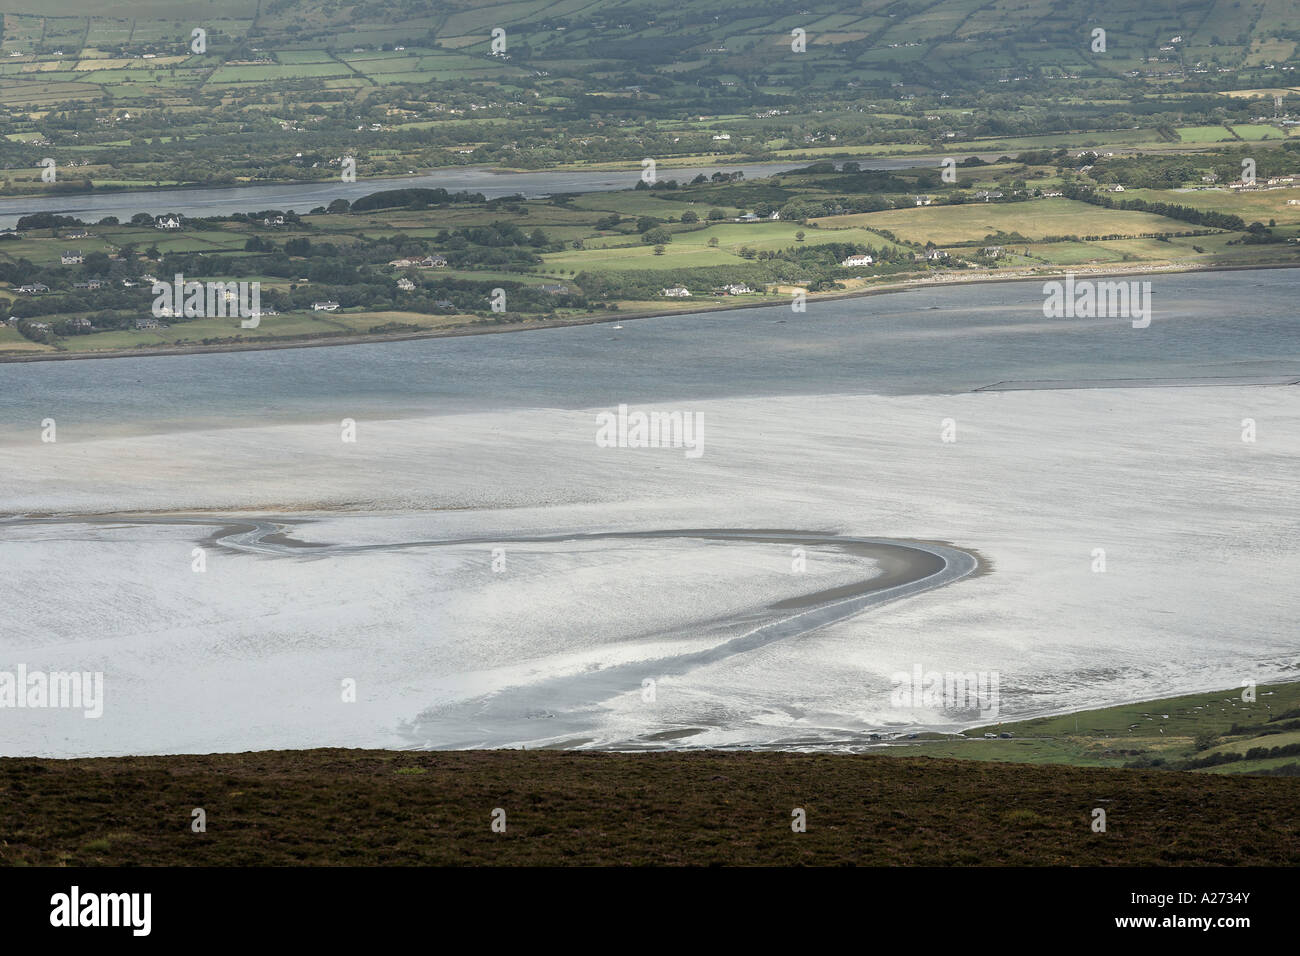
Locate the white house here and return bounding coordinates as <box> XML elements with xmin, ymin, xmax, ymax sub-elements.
<box><xmin>313</xmin><ymin>301</ymin><xmax>340</xmax><ymax>311</ymax></box>
<box><xmin>662</xmin><ymin>286</ymin><xmax>691</xmax><ymax>297</ymax></box>
<box><xmin>154</xmin><ymin>216</ymin><xmax>182</xmax><ymax>230</ymax></box>
<box><xmin>841</xmin><ymin>254</ymin><xmax>874</xmax><ymax>267</ymax></box>
<box><xmin>61</xmin><ymin>250</ymin><xmax>84</xmax><ymax>265</ymax></box>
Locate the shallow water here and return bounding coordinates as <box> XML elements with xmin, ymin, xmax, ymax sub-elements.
<box><xmin>1</xmin><ymin>268</ymin><xmax>1297</xmax><ymax>439</ymax></box>
<box><xmin>1</xmin><ymin>269</ymin><xmax>1297</xmax><ymax>756</ymax></box>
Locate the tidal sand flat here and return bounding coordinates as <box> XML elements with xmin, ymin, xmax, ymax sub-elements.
<box><xmin>2</xmin><ymin>383</ymin><xmax>1295</xmax><ymax>756</ymax></box>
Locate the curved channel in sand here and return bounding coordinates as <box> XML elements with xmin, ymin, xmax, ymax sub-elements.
<box><xmin>208</xmin><ymin>522</ymin><xmax>981</xmax><ymax>748</ymax></box>
<box><xmin>2</xmin><ymin>516</ymin><xmax>980</xmax><ymax>748</ymax></box>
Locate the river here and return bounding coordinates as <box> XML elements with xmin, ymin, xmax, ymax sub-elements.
<box><xmin>0</xmin><ymin>152</ymin><xmax>980</xmax><ymax>228</ymax></box>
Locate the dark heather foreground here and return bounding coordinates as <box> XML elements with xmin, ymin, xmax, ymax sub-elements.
<box><xmin>2</xmin><ymin>750</ymin><xmax>1297</xmax><ymax>866</ymax></box>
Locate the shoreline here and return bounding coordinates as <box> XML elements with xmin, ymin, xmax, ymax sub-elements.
<box><xmin>0</xmin><ymin>149</ymin><xmax>1018</xmax><ymax>203</ymax></box>
<box><xmin>0</xmin><ymin>135</ymin><xmax>1226</xmax><ymax>202</ymax></box>
<box><xmin>1</xmin><ymin>676</ymin><xmax>1292</xmax><ymax>762</ymax></box>
<box><xmin>2</xmin><ymin>260</ymin><xmax>1296</xmax><ymax>366</ymax></box>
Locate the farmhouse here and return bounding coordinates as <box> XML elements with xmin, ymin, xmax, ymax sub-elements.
<box><xmin>396</xmin><ymin>277</ymin><xmax>416</xmax><ymax>291</ymax></box>
<box><xmin>61</xmin><ymin>251</ymin><xmax>84</xmax><ymax>265</ymax></box>
<box><xmin>16</xmin><ymin>283</ymin><xmax>50</xmax><ymax>294</ymax></box>
<box><xmin>420</xmin><ymin>255</ymin><xmax>448</xmax><ymax>268</ymax></box>
<box><xmin>540</xmin><ymin>284</ymin><xmax>570</xmax><ymax>294</ymax></box>
<box><xmin>841</xmin><ymin>254</ymin><xmax>874</xmax><ymax>267</ymax></box>
<box><xmin>313</xmin><ymin>301</ymin><xmax>340</xmax><ymax>312</ymax></box>
<box><xmin>154</xmin><ymin>216</ymin><xmax>182</xmax><ymax>231</ymax></box>
<box><xmin>914</xmin><ymin>195</ymin><xmax>932</xmax><ymax>206</ymax></box>
<box><xmin>134</xmin><ymin>317</ymin><xmax>168</xmax><ymax>330</ymax></box>
<box><xmin>662</xmin><ymin>286</ymin><xmax>691</xmax><ymax>297</ymax></box>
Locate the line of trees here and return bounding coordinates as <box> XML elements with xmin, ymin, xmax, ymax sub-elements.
<box><xmin>1062</xmin><ymin>183</ymin><xmax>1247</xmax><ymax>231</ymax></box>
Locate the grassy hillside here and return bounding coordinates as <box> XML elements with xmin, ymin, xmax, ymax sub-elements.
<box><xmin>3</xmin><ymin>747</ymin><xmax>1298</xmax><ymax>866</ymax></box>
<box><xmin>2</xmin><ymin>0</ymin><xmax>1293</xmax><ymax>87</ymax></box>
<box><xmin>5</xmin><ymin>683</ymin><xmax>1300</xmax><ymax>866</ymax></box>
<box><xmin>0</xmin><ymin>0</ymin><xmax>1298</xmax><ymax>188</ymax></box>
<box><xmin>893</xmin><ymin>681</ymin><xmax>1300</xmax><ymax>774</ymax></box>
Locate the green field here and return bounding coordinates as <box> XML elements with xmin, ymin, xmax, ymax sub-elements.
<box><xmin>893</xmin><ymin>680</ymin><xmax>1300</xmax><ymax>775</ymax></box>
<box><xmin>544</xmin><ymin>221</ymin><xmax>896</xmax><ymax>273</ymax></box>
<box><xmin>0</xmin><ymin>0</ymin><xmax>1293</xmax><ymax>193</ymax></box>
<box><xmin>1177</xmin><ymin>125</ymin><xmax>1238</xmax><ymax>143</ymax></box>
<box><xmin>2</xmin><ymin>158</ymin><xmax>1298</xmax><ymax>358</ymax></box>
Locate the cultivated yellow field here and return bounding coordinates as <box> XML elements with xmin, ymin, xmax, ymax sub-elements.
<box><xmin>0</xmin><ymin>326</ymin><xmax>53</xmax><ymax>352</ymax></box>
<box><xmin>811</xmin><ymin>198</ymin><xmax>1198</xmax><ymax>244</ymax></box>
<box><xmin>1127</xmin><ymin>186</ymin><xmax>1300</xmax><ymax>225</ymax></box>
